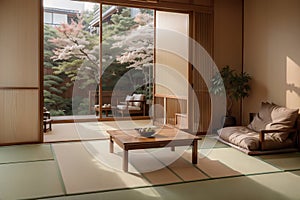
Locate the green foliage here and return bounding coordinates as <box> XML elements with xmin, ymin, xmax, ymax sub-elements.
<box><xmin>210</xmin><ymin>66</ymin><xmax>252</xmax><ymax>115</ymax></box>
<box><xmin>44</xmin><ymin>24</ymin><xmax>73</xmax><ymax>114</ymax></box>
<box><xmin>44</xmin><ymin>75</ymin><xmax>63</xmax><ymax>82</ymax></box>
<box><xmin>139</xmin><ymin>9</ymin><xmax>154</xmax><ymax>15</ymax></box>
<box><xmin>112</xmin><ymin>11</ymin><xmax>154</xmax><ymax>100</ymax></box>
<box><xmin>81</xmin><ymin>6</ymin><xmax>99</xmax><ymax>31</ymax></box>
<box><xmin>77</xmin><ymin>98</ymin><xmax>90</xmax><ymax>115</ymax></box>
<box><xmin>49</xmin><ymin>109</ymin><xmax>66</xmax><ymax>116</ymax></box>
<box><xmin>53</xmin><ymin>60</ymin><xmax>84</xmax><ymax>82</ymax></box>
<box><xmin>44</xmin><ymin>6</ymin><xmax>154</xmax><ymax>116</ymax></box>
<box><xmin>135</xmin><ymin>84</ymin><xmax>153</xmax><ymax>100</ymax></box>
<box><xmin>44</xmin><ymin>25</ymin><xmax>60</xmax><ymax>69</ymax></box>
<box><xmin>50</xmin><ymin>15</ymin><xmax>100</xmax><ymax>91</ymax></box>
<box><xmin>102</xmin><ymin>8</ymin><xmax>137</xmax><ymax>39</ymax></box>
<box><xmin>102</xmin><ymin>5</ymin><xmax>111</xmax><ymax>13</ymax></box>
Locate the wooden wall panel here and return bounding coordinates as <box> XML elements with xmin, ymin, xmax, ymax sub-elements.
<box><xmin>0</xmin><ymin>0</ymin><xmax>39</xmax><ymax>87</ymax></box>
<box><xmin>0</xmin><ymin>90</ymin><xmax>39</xmax><ymax>144</ymax></box>
<box><xmin>189</xmin><ymin>12</ymin><xmax>213</xmax><ymax>133</ymax></box>
<box><xmin>166</xmin><ymin>97</ymin><xmax>187</xmax><ymax>125</ymax></box>
<box><xmin>154</xmin><ymin>95</ymin><xmax>187</xmax><ymax>126</ymax></box>
<box><xmin>0</xmin><ymin>0</ymin><xmax>41</xmax><ymax>145</ymax></box>
<box><xmin>160</xmin><ymin>0</ymin><xmax>213</xmax><ymax>7</ymax></box>
<box><xmin>85</xmin><ymin>0</ymin><xmax>213</xmax><ymax>12</ymax></box>
<box><xmin>154</xmin><ymin>96</ymin><xmax>164</xmax><ymax>125</ymax></box>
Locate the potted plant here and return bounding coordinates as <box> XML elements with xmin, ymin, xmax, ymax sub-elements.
<box><xmin>210</xmin><ymin>65</ymin><xmax>252</xmax><ymax>126</ymax></box>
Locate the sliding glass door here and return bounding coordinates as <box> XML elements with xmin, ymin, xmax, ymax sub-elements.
<box><xmin>100</xmin><ymin>5</ymin><xmax>154</xmax><ymax>119</ymax></box>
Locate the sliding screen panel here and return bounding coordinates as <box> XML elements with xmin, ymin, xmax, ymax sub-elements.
<box><xmin>0</xmin><ymin>0</ymin><xmax>39</xmax><ymax>87</ymax></box>
<box><xmin>155</xmin><ymin>11</ymin><xmax>189</xmax><ymax>98</ymax></box>
<box><xmin>155</xmin><ymin>11</ymin><xmax>189</xmax><ymax>126</ymax></box>
<box><xmin>0</xmin><ymin>90</ymin><xmax>39</xmax><ymax>143</ymax></box>
<box><xmin>0</xmin><ymin>0</ymin><xmax>41</xmax><ymax>145</ymax></box>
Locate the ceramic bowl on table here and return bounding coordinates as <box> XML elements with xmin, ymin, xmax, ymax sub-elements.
<box><xmin>135</xmin><ymin>127</ymin><xmax>156</xmax><ymax>138</ymax></box>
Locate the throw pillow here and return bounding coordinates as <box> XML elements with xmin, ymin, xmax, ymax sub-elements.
<box><xmin>247</xmin><ymin>102</ymin><xmax>275</xmax><ymax>132</ymax></box>
<box><xmin>266</xmin><ymin>104</ymin><xmax>299</xmax><ymax>141</ymax></box>
<box><xmin>125</xmin><ymin>95</ymin><xmax>134</xmax><ymax>106</ymax></box>
<box><xmin>132</xmin><ymin>94</ymin><xmax>144</xmax><ymax>107</ymax></box>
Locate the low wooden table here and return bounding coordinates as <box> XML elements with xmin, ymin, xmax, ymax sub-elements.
<box><xmin>107</xmin><ymin>127</ymin><xmax>201</xmax><ymax>172</ymax></box>
<box><xmin>95</xmin><ymin>106</ymin><xmax>115</xmax><ymax>117</ymax></box>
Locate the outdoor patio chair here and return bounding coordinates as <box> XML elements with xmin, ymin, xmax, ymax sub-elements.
<box><xmin>116</xmin><ymin>94</ymin><xmax>146</xmax><ymax>117</ymax></box>
<box><xmin>43</xmin><ymin>107</ymin><xmax>52</xmax><ymax>133</ymax></box>
<box><xmin>217</xmin><ymin>102</ymin><xmax>300</xmax><ymax>155</ymax></box>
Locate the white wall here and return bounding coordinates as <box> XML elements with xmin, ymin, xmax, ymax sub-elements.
<box><xmin>214</xmin><ymin>0</ymin><xmax>243</xmax><ymax>123</ymax></box>
<box><xmin>243</xmin><ymin>0</ymin><xmax>300</xmax><ymax>124</ymax></box>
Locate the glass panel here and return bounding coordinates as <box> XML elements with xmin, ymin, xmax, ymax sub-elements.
<box><xmin>53</xmin><ymin>13</ymin><xmax>68</xmax><ymax>24</ymax></box>
<box><xmin>101</xmin><ymin>5</ymin><xmax>154</xmax><ymax>118</ymax></box>
<box><xmin>43</xmin><ymin>0</ymin><xmax>100</xmax><ymax>118</ymax></box>
<box><xmin>44</xmin><ymin>12</ymin><xmax>52</xmax><ymax>24</ymax></box>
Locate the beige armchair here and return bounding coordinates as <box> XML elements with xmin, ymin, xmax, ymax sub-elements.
<box><xmin>218</xmin><ymin>102</ymin><xmax>299</xmax><ymax>155</ymax></box>
<box><xmin>116</xmin><ymin>94</ymin><xmax>146</xmax><ymax>117</ymax></box>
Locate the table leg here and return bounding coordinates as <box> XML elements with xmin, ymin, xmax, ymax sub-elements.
<box><xmin>171</xmin><ymin>146</ymin><xmax>175</xmax><ymax>151</ymax></box>
<box><xmin>192</xmin><ymin>140</ymin><xmax>198</xmax><ymax>164</ymax></box>
<box><xmin>110</xmin><ymin>136</ymin><xmax>114</xmax><ymax>153</ymax></box>
<box><xmin>123</xmin><ymin>150</ymin><xmax>128</xmax><ymax>172</ymax></box>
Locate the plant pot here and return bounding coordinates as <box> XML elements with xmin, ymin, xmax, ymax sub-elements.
<box><xmin>223</xmin><ymin>115</ymin><xmax>236</xmax><ymax>127</ymax></box>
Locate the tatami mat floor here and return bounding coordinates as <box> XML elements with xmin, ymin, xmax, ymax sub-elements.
<box><xmin>1</xmin><ymin>121</ymin><xmax>300</xmax><ymax>199</ymax></box>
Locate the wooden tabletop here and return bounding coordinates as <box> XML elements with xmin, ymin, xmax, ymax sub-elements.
<box><xmin>107</xmin><ymin>127</ymin><xmax>201</xmax><ymax>171</ymax></box>
<box><xmin>107</xmin><ymin>127</ymin><xmax>200</xmax><ymax>145</ymax></box>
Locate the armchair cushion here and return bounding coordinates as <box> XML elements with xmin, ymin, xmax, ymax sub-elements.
<box><xmin>218</xmin><ymin>126</ymin><xmax>259</xmax><ymax>150</ymax></box>
<box><xmin>115</xmin><ymin>93</ymin><xmax>146</xmax><ymax>117</ymax></box>
<box><xmin>117</xmin><ymin>105</ymin><xmax>141</xmax><ymax>111</ymax></box>
<box><xmin>218</xmin><ymin>126</ymin><xmax>295</xmax><ymax>151</ymax></box>
<box><xmin>132</xmin><ymin>94</ymin><xmax>145</xmax><ymax>107</ymax></box>
<box><xmin>125</xmin><ymin>95</ymin><xmax>134</xmax><ymax>106</ymax></box>
<box><xmin>247</xmin><ymin>102</ymin><xmax>274</xmax><ymax>132</ymax></box>
<box><xmin>218</xmin><ymin>102</ymin><xmax>299</xmax><ymax>153</ymax></box>
<box><xmin>248</xmin><ymin>102</ymin><xmax>299</xmax><ymax>141</ymax></box>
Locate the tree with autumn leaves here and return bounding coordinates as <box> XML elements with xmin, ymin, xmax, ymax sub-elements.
<box><xmin>46</xmin><ymin>12</ymin><xmax>100</xmax><ymax>115</ymax></box>
<box><xmin>46</xmin><ymin>7</ymin><xmax>154</xmax><ymax>115</ymax></box>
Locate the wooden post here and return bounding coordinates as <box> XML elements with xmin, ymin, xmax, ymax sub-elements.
<box><xmin>110</xmin><ymin>136</ymin><xmax>114</xmax><ymax>153</ymax></box>
<box><xmin>192</xmin><ymin>140</ymin><xmax>198</xmax><ymax>164</ymax></box>
<box><xmin>171</xmin><ymin>146</ymin><xmax>175</xmax><ymax>151</ymax></box>
<box><xmin>123</xmin><ymin>150</ymin><xmax>128</xmax><ymax>172</ymax></box>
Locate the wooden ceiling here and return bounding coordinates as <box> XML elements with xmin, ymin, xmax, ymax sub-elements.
<box><xmin>76</xmin><ymin>0</ymin><xmax>213</xmax><ymax>13</ymax></box>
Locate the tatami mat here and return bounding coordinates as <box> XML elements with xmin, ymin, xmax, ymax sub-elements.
<box><xmin>48</xmin><ymin>171</ymin><xmax>300</xmax><ymax>200</ymax></box>
<box><xmin>44</xmin><ymin>120</ymin><xmax>153</xmax><ymax>142</ymax></box>
<box><xmin>0</xmin><ymin>160</ymin><xmax>65</xmax><ymax>199</ymax></box>
<box><xmin>183</xmin><ymin>148</ymin><xmax>281</xmax><ymax>178</ymax></box>
<box><xmin>147</xmin><ymin>148</ymin><xmax>209</xmax><ymax>181</ymax></box>
<box><xmin>166</xmin><ymin>157</ymin><xmax>209</xmax><ymax>181</ymax></box>
<box><xmin>142</xmin><ymin>168</ymin><xmax>183</xmax><ymax>185</ymax></box>
<box><xmin>257</xmin><ymin>152</ymin><xmax>300</xmax><ymax>171</ymax></box>
<box><xmin>87</xmin><ymin>140</ymin><xmax>207</xmax><ymax>183</ymax></box>
<box><xmin>44</xmin><ymin>123</ymin><xmax>110</xmax><ymax>142</ymax></box>
<box><xmin>2</xmin><ymin>119</ymin><xmax>300</xmax><ymax>200</ymax></box>
<box><xmin>52</xmin><ymin>139</ymin><xmax>284</xmax><ymax>195</ymax></box>
<box><xmin>184</xmin><ymin>152</ymin><xmax>241</xmax><ymax>178</ymax></box>
<box><xmin>291</xmin><ymin>170</ymin><xmax>300</xmax><ymax>176</ymax></box>
<box><xmin>198</xmin><ymin>136</ymin><xmax>229</xmax><ymax>149</ymax></box>
<box><xmin>52</xmin><ymin>142</ymin><xmax>150</xmax><ymax>194</ymax></box>
<box><xmin>248</xmin><ymin>171</ymin><xmax>300</xmax><ymax>199</ymax></box>
<box><xmin>0</xmin><ymin>144</ymin><xmax>53</xmax><ymax>164</ymax></box>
